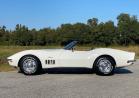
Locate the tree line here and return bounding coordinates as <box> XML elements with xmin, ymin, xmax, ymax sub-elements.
<box><xmin>0</xmin><ymin>13</ymin><xmax>139</xmax><ymax>46</ymax></box>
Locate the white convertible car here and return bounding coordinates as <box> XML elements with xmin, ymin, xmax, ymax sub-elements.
<box><xmin>8</xmin><ymin>41</ymin><xmax>135</xmax><ymax>75</ymax></box>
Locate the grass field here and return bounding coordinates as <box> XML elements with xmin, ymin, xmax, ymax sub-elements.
<box><xmin>0</xmin><ymin>45</ymin><xmax>139</xmax><ymax>72</ymax></box>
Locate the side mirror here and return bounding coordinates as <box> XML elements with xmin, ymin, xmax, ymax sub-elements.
<box><xmin>72</xmin><ymin>48</ymin><xmax>75</xmax><ymax>52</ymax></box>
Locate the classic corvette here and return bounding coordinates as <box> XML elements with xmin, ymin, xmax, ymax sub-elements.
<box><xmin>7</xmin><ymin>41</ymin><xmax>135</xmax><ymax>75</ymax></box>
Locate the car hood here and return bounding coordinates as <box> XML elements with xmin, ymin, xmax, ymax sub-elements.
<box><xmin>7</xmin><ymin>49</ymin><xmax>64</xmax><ymax>59</ymax></box>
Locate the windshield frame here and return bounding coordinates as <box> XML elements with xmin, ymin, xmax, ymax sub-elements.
<box><xmin>64</xmin><ymin>41</ymin><xmax>78</xmax><ymax>50</ymax></box>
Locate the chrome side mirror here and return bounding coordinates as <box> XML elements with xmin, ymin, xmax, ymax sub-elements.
<box><xmin>72</xmin><ymin>48</ymin><xmax>75</xmax><ymax>52</ymax></box>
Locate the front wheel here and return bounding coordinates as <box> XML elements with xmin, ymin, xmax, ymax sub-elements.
<box><xmin>19</xmin><ymin>55</ymin><xmax>42</xmax><ymax>75</ymax></box>
<box><xmin>94</xmin><ymin>57</ymin><xmax>115</xmax><ymax>75</ymax></box>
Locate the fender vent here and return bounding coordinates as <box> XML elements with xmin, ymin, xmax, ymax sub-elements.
<box><xmin>46</xmin><ymin>60</ymin><xmax>55</xmax><ymax>65</ymax></box>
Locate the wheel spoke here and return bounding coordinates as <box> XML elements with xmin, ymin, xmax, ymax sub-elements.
<box><xmin>22</xmin><ymin>57</ymin><xmax>37</xmax><ymax>74</ymax></box>
<box><xmin>98</xmin><ymin>58</ymin><xmax>113</xmax><ymax>74</ymax></box>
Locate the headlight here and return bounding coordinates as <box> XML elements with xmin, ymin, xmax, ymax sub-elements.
<box><xmin>7</xmin><ymin>59</ymin><xmax>13</xmax><ymax>62</ymax></box>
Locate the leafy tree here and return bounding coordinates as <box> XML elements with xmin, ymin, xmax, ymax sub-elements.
<box><xmin>0</xmin><ymin>13</ymin><xmax>139</xmax><ymax>46</ymax></box>
<box><xmin>12</xmin><ymin>24</ymin><xmax>33</xmax><ymax>46</ymax></box>
<box><xmin>117</xmin><ymin>13</ymin><xmax>139</xmax><ymax>45</ymax></box>
<box><xmin>87</xmin><ymin>18</ymin><xmax>98</xmax><ymax>27</ymax></box>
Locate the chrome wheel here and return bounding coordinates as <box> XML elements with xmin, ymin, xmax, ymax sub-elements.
<box><xmin>97</xmin><ymin>58</ymin><xmax>113</xmax><ymax>74</ymax></box>
<box><xmin>22</xmin><ymin>57</ymin><xmax>37</xmax><ymax>74</ymax></box>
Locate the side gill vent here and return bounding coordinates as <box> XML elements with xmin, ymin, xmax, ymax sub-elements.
<box><xmin>46</xmin><ymin>60</ymin><xmax>55</xmax><ymax>65</ymax></box>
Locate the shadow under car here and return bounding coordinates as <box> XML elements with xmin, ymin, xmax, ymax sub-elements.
<box><xmin>39</xmin><ymin>67</ymin><xmax>133</xmax><ymax>75</ymax></box>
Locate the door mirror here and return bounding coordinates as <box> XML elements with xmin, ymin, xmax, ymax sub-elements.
<box><xmin>71</xmin><ymin>48</ymin><xmax>75</xmax><ymax>52</ymax></box>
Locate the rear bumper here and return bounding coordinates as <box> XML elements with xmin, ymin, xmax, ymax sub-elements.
<box><xmin>122</xmin><ymin>59</ymin><xmax>136</xmax><ymax>67</ymax></box>
<box><xmin>127</xmin><ymin>60</ymin><xmax>136</xmax><ymax>63</ymax></box>
<box><xmin>117</xmin><ymin>59</ymin><xmax>136</xmax><ymax>68</ymax></box>
<box><xmin>127</xmin><ymin>60</ymin><xmax>136</xmax><ymax>65</ymax></box>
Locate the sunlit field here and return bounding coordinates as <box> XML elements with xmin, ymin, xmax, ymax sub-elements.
<box><xmin>0</xmin><ymin>45</ymin><xmax>138</xmax><ymax>72</ymax></box>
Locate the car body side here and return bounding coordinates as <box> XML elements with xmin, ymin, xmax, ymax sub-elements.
<box><xmin>7</xmin><ymin>48</ymin><xmax>135</xmax><ymax>69</ymax></box>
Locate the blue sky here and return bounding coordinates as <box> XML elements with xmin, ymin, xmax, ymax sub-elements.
<box><xmin>0</xmin><ymin>0</ymin><xmax>139</xmax><ymax>29</ymax></box>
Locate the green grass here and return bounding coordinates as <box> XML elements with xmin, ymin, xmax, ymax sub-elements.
<box><xmin>0</xmin><ymin>45</ymin><xmax>138</xmax><ymax>72</ymax></box>
<box><xmin>0</xmin><ymin>64</ymin><xmax>15</xmax><ymax>72</ymax></box>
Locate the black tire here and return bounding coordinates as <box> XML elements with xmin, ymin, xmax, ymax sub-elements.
<box><xmin>94</xmin><ymin>56</ymin><xmax>115</xmax><ymax>76</ymax></box>
<box><xmin>19</xmin><ymin>55</ymin><xmax>42</xmax><ymax>75</ymax></box>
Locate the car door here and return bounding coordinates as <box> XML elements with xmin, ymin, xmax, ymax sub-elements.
<box><xmin>41</xmin><ymin>50</ymin><xmax>62</xmax><ymax>68</ymax></box>
<box><xmin>59</xmin><ymin>50</ymin><xmax>91</xmax><ymax>67</ymax></box>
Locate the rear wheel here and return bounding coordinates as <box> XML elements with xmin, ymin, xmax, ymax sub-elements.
<box><xmin>19</xmin><ymin>55</ymin><xmax>42</xmax><ymax>75</ymax></box>
<box><xmin>94</xmin><ymin>56</ymin><xmax>115</xmax><ymax>75</ymax></box>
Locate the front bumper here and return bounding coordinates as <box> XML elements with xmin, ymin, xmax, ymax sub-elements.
<box><xmin>7</xmin><ymin>58</ymin><xmax>18</xmax><ymax>67</ymax></box>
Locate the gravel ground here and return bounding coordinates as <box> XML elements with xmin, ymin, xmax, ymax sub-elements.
<box><xmin>0</xmin><ymin>61</ymin><xmax>139</xmax><ymax>98</ymax></box>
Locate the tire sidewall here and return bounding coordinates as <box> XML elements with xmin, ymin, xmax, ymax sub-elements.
<box><xmin>19</xmin><ymin>55</ymin><xmax>40</xmax><ymax>75</ymax></box>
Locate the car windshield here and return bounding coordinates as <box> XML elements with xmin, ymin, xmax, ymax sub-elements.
<box><xmin>64</xmin><ymin>41</ymin><xmax>78</xmax><ymax>50</ymax></box>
